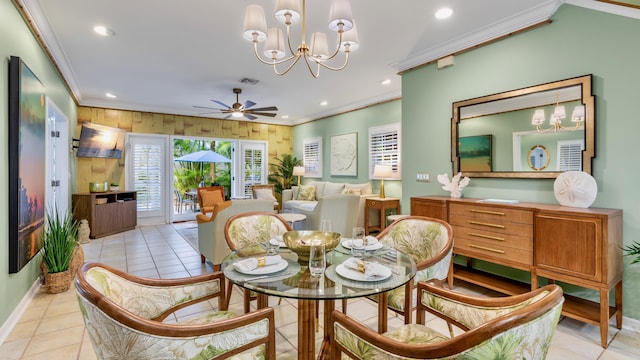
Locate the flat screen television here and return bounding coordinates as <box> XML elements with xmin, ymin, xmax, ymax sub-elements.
<box><xmin>75</xmin><ymin>122</ymin><xmax>125</xmax><ymax>158</ymax></box>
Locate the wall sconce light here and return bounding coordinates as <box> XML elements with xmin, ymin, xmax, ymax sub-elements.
<box><xmin>373</xmin><ymin>164</ymin><xmax>392</xmax><ymax>199</ymax></box>
<box><xmin>293</xmin><ymin>166</ymin><xmax>305</xmax><ymax>185</ymax></box>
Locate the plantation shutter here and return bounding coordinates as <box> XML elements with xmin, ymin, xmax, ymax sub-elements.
<box><xmin>368</xmin><ymin>123</ymin><xmax>401</xmax><ymax>180</ymax></box>
<box><xmin>133</xmin><ymin>143</ymin><xmax>163</xmax><ymax>214</ymax></box>
<box><xmin>558</xmin><ymin>140</ymin><xmax>583</xmax><ymax>172</ymax></box>
<box><xmin>303</xmin><ymin>137</ymin><xmax>322</xmax><ymax>178</ymax></box>
<box><xmin>239</xmin><ymin>141</ymin><xmax>267</xmax><ymax>198</ymax></box>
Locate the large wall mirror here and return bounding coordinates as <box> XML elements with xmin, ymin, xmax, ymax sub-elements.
<box><xmin>451</xmin><ymin>74</ymin><xmax>595</xmax><ymax>178</ymax></box>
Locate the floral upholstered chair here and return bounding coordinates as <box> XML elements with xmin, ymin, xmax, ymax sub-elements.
<box><xmin>76</xmin><ymin>262</ymin><xmax>276</xmax><ymax>360</ymax></box>
<box><xmin>331</xmin><ymin>282</ymin><xmax>564</xmax><ymax>360</ymax></box>
<box><xmin>224</xmin><ymin>212</ymin><xmax>293</xmax><ymax>312</ymax></box>
<box><xmin>375</xmin><ymin>216</ymin><xmax>454</xmax><ymax>328</ymax></box>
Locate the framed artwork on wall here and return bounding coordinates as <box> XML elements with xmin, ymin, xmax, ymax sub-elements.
<box><xmin>459</xmin><ymin>135</ymin><xmax>492</xmax><ymax>172</ymax></box>
<box><xmin>330</xmin><ymin>132</ymin><xmax>358</xmax><ymax>176</ymax></box>
<box><xmin>8</xmin><ymin>56</ymin><xmax>47</xmax><ymax>273</ymax></box>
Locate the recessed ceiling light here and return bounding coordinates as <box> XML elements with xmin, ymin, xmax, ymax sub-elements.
<box><xmin>94</xmin><ymin>25</ymin><xmax>115</xmax><ymax>36</ymax></box>
<box><xmin>320</xmin><ymin>101</ymin><xmax>328</xmax><ymax>106</ymax></box>
<box><xmin>380</xmin><ymin>79</ymin><xmax>391</xmax><ymax>85</ymax></box>
<box><xmin>106</xmin><ymin>92</ymin><xmax>117</xmax><ymax>98</ymax></box>
<box><xmin>435</xmin><ymin>8</ymin><xmax>453</xmax><ymax>20</ymax></box>
<box><xmin>281</xmin><ymin>115</ymin><xmax>289</xmax><ymax>119</ymax></box>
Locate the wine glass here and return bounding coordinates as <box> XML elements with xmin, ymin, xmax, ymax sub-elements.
<box><xmin>320</xmin><ymin>219</ymin><xmax>332</xmax><ymax>232</ymax></box>
<box><xmin>351</xmin><ymin>226</ymin><xmax>365</xmax><ymax>259</ymax></box>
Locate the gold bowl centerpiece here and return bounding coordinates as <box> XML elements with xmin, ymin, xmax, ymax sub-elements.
<box><xmin>283</xmin><ymin>230</ymin><xmax>341</xmax><ymax>262</ymax></box>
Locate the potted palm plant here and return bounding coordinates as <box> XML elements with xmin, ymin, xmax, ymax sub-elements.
<box><xmin>624</xmin><ymin>241</ymin><xmax>640</xmax><ymax>264</ymax></box>
<box><xmin>268</xmin><ymin>154</ymin><xmax>303</xmax><ymax>196</ymax></box>
<box><xmin>41</xmin><ymin>207</ymin><xmax>81</xmax><ymax>293</ymax></box>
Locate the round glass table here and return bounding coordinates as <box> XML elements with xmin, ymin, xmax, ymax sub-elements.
<box><xmin>222</xmin><ymin>243</ymin><xmax>417</xmax><ymax>360</ymax></box>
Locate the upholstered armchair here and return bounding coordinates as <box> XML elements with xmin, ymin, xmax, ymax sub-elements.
<box><xmin>331</xmin><ymin>282</ymin><xmax>564</xmax><ymax>359</ymax></box>
<box><xmin>374</xmin><ymin>216</ymin><xmax>454</xmax><ymax>328</ymax></box>
<box><xmin>75</xmin><ymin>262</ymin><xmax>276</xmax><ymax>360</ymax></box>
<box><xmin>196</xmin><ymin>199</ymin><xmax>274</xmax><ymax>266</ymax></box>
<box><xmin>224</xmin><ymin>212</ymin><xmax>292</xmax><ymax>312</ymax></box>
<box><xmin>252</xmin><ymin>184</ymin><xmax>280</xmax><ymax>212</ymax></box>
<box><xmin>293</xmin><ymin>194</ymin><xmax>360</xmax><ymax>236</ymax></box>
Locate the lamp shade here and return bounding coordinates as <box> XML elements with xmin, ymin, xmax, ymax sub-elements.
<box><xmin>243</xmin><ymin>5</ymin><xmax>267</xmax><ymax>41</ymax></box>
<box><xmin>531</xmin><ymin>109</ymin><xmax>545</xmax><ymax>125</ymax></box>
<box><xmin>373</xmin><ymin>164</ymin><xmax>392</xmax><ymax>178</ymax></box>
<box><xmin>310</xmin><ymin>32</ymin><xmax>330</xmax><ymax>61</ymax></box>
<box><xmin>275</xmin><ymin>0</ymin><xmax>301</xmax><ymax>24</ymax></box>
<box><xmin>550</xmin><ymin>105</ymin><xmax>566</xmax><ymax>125</ymax></box>
<box><xmin>328</xmin><ymin>0</ymin><xmax>354</xmax><ymax>32</ymax></box>
<box><xmin>293</xmin><ymin>166</ymin><xmax>306</xmax><ymax>176</ymax></box>
<box><xmin>339</xmin><ymin>20</ymin><xmax>359</xmax><ymax>52</ymax></box>
<box><xmin>264</xmin><ymin>28</ymin><xmax>285</xmax><ymax>59</ymax></box>
<box><xmin>571</xmin><ymin>105</ymin><xmax>585</xmax><ymax>123</ymax></box>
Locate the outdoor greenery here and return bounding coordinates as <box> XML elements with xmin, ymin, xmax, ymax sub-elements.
<box><xmin>268</xmin><ymin>154</ymin><xmax>303</xmax><ymax>195</ymax></box>
<box><xmin>41</xmin><ymin>207</ymin><xmax>79</xmax><ymax>274</ymax></box>
<box><xmin>173</xmin><ymin>139</ymin><xmax>231</xmax><ymax>198</ymax></box>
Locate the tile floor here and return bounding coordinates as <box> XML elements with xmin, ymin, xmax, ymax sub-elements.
<box><xmin>1</xmin><ymin>223</ymin><xmax>639</xmax><ymax>359</ymax></box>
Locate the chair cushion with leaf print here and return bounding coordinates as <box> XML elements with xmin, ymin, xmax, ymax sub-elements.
<box><xmin>76</xmin><ymin>262</ymin><xmax>276</xmax><ymax>360</ymax></box>
<box><xmin>331</xmin><ymin>283</ymin><xmax>564</xmax><ymax>360</ymax></box>
<box><xmin>377</xmin><ymin>216</ymin><xmax>454</xmax><ymax>315</ymax></box>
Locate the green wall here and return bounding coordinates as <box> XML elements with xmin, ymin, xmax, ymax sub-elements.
<box><xmin>0</xmin><ymin>1</ymin><xmax>77</xmax><ymax>328</ymax></box>
<box><xmin>292</xmin><ymin>100</ymin><xmax>402</xmax><ymax>199</ymax></box>
<box><xmin>401</xmin><ymin>5</ymin><xmax>640</xmax><ymax>319</ymax></box>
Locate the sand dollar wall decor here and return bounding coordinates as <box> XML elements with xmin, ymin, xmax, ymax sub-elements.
<box><xmin>553</xmin><ymin>171</ymin><xmax>597</xmax><ymax>208</ymax></box>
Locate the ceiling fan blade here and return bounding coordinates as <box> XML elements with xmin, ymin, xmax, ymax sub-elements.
<box><xmin>211</xmin><ymin>100</ymin><xmax>231</xmax><ymax>109</ymax></box>
<box><xmin>248</xmin><ymin>111</ymin><xmax>277</xmax><ymax>117</ymax></box>
<box><xmin>193</xmin><ymin>105</ymin><xmax>224</xmax><ymax>111</ymax></box>
<box><xmin>248</xmin><ymin>106</ymin><xmax>278</xmax><ymax>112</ymax></box>
<box><xmin>243</xmin><ymin>100</ymin><xmax>257</xmax><ymax>109</ymax></box>
<box><xmin>244</xmin><ymin>113</ymin><xmax>258</xmax><ymax>121</ymax></box>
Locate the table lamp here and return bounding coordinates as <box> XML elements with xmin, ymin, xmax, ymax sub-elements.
<box><xmin>373</xmin><ymin>164</ymin><xmax>392</xmax><ymax>198</ymax></box>
<box><xmin>293</xmin><ymin>166</ymin><xmax>305</xmax><ymax>186</ymax></box>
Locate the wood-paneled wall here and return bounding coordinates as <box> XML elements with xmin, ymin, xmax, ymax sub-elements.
<box><xmin>76</xmin><ymin>107</ymin><xmax>292</xmax><ymax>193</ymax></box>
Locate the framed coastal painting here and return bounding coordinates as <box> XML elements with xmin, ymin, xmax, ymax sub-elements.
<box><xmin>459</xmin><ymin>135</ymin><xmax>492</xmax><ymax>172</ymax></box>
<box><xmin>330</xmin><ymin>132</ymin><xmax>357</xmax><ymax>176</ymax></box>
<box><xmin>8</xmin><ymin>56</ymin><xmax>47</xmax><ymax>273</ymax></box>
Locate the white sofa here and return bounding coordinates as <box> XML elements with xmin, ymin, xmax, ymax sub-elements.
<box><xmin>282</xmin><ymin>181</ymin><xmax>378</xmax><ymax>232</ymax></box>
<box><xmin>197</xmin><ymin>199</ymin><xmax>274</xmax><ymax>265</ymax></box>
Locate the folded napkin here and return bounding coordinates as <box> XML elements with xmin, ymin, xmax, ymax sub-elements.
<box><xmin>343</xmin><ymin>257</ymin><xmax>385</xmax><ymax>279</ymax></box>
<box><xmin>365</xmin><ymin>236</ymin><xmax>379</xmax><ymax>246</ymax></box>
<box><xmin>235</xmin><ymin>255</ymin><xmax>282</xmax><ymax>272</ymax></box>
<box><xmin>269</xmin><ymin>236</ymin><xmax>285</xmax><ymax>247</ymax></box>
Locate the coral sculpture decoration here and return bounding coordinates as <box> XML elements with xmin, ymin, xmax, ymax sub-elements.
<box><xmin>437</xmin><ymin>172</ymin><xmax>470</xmax><ymax>198</ymax></box>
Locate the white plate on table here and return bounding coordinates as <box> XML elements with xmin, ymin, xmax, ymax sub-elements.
<box><xmin>341</xmin><ymin>237</ymin><xmax>383</xmax><ymax>251</ymax></box>
<box><xmin>235</xmin><ymin>259</ymin><xmax>288</xmax><ymax>275</ymax></box>
<box><xmin>335</xmin><ymin>262</ymin><xmax>392</xmax><ymax>282</ymax></box>
<box><xmin>269</xmin><ymin>238</ymin><xmax>286</xmax><ymax>248</ymax></box>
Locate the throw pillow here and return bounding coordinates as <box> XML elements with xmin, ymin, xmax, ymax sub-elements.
<box><xmin>323</xmin><ymin>182</ymin><xmax>345</xmax><ymax>197</ymax></box>
<box><xmin>341</xmin><ymin>188</ymin><xmax>362</xmax><ymax>195</ymax></box>
<box><xmin>254</xmin><ymin>188</ymin><xmax>276</xmax><ymax>201</ymax></box>
<box><xmin>344</xmin><ymin>182</ymin><xmax>373</xmax><ymax>195</ymax></box>
<box><xmin>296</xmin><ymin>185</ymin><xmax>316</xmax><ymax>201</ymax></box>
<box><xmin>201</xmin><ymin>190</ymin><xmax>224</xmax><ymax>207</ymax></box>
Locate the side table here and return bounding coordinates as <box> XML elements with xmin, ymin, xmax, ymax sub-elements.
<box><xmin>365</xmin><ymin>197</ymin><xmax>400</xmax><ymax>235</ymax></box>
<box><xmin>279</xmin><ymin>212</ymin><xmax>307</xmax><ymax>230</ymax></box>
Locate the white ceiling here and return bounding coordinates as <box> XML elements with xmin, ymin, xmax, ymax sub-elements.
<box><xmin>17</xmin><ymin>0</ymin><xmax>635</xmax><ymax>125</ymax></box>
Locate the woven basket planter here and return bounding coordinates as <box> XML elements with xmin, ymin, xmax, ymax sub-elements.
<box><xmin>41</xmin><ymin>245</ymin><xmax>84</xmax><ymax>294</ymax></box>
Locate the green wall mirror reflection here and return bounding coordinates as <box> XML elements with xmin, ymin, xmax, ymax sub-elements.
<box><xmin>451</xmin><ymin>75</ymin><xmax>595</xmax><ymax>179</ymax></box>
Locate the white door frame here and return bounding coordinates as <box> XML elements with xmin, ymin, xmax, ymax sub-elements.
<box><xmin>45</xmin><ymin>97</ymin><xmax>70</xmax><ymax>214</ymax></box>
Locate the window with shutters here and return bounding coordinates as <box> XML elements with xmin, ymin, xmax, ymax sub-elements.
<box><xmin>133</xmin><ymin>143</ymin><xmax>163</xmax><ymax>214</ymax></box>
<box><xmin>238</xmin><ymin>141</ymin><xmax>267</xmax><ymax>198</ymax></box>
<box><xmin>303</xmin><ymin>137</ymin><xmax>322</xmax><ymax>178</ymax></box>
<box><xmin>368</xmin><ymin>123</ymin><xmax>401</xmax><ymax>180</ymax></box>
<box><xmin>557</xmin><ymin>139</ymin><xmax>584</xmax><ymax>172</ymax></box>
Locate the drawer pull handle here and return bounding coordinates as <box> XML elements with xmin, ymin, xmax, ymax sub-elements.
<box><xmin>468</xmin><ymin>220</ymin><xmax>505</xmax><ymax>229</ymax></box>
<box><xmin>469</xmin><ymin>209</ymin><xmax>505</xmax><ymax>216</ymax></box>
<box><xmin>469</xmin><ymin>244</ymin><xmax>505</xmax><ymax>254</ymax></box>
<box><xmin>469</xmin><ymin>232</ymin><xmax>505</xmax><ymax>241</ymax></box>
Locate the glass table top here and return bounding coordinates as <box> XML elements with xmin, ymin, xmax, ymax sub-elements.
<box><xmin>222</xmin><ymin>243</ymin><xmax>417</xmax><ymax>300</ymax></box>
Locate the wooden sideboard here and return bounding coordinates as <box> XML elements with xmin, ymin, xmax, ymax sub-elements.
<box><xmin>72</xmin><ymin>191</ymin><xmax>137</xmax><ymax>239</ymax></box>
<box><xmin>411</xmin><ymin>195</ymin><xmax>623</xmax><ymax>348</ymax></box>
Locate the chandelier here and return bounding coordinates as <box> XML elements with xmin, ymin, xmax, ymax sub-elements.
<box><xmin>531</xmin><ymin>92</ymin><xmax>585</xmax><ymax>133</ymax></box>
<box><xmin>242</xmin><ymin>0</ymin><xmax>359</xmax><ymax>78</ymax></box>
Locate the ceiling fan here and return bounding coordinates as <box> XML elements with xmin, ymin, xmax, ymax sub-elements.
<box><xmin>194</xmin><ymin>88</ymin><xmax>278</xmax><ymax>121</ymax></box>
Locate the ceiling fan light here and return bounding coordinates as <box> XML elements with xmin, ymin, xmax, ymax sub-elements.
<box><xmin>264</xmin><ymin>28</ymin><xmax>285</xmax><ymax>59</ymax></box>
<box><xmin>339</xmin><ymin>20</ymin><xmax>359</xmax><ymax>51</ymax></box>
<box><xmin>328</xmin><ymin>0</ymin><xmax>353</xmax><ymax>32</ymax></box>
<box><xmin>310</xmin><ymin>32</ymin><xmax>330</xmax><ymax>61</ymax></box>
<box><xmin>243</xmin><ymin>5</ymin><xmax>267</xmax><ymax>42</ymax></box>
<box><xmin>275</xmin><ymin>0</ymin><xmax>301</xmax><ymax>24</ymax></box>
<box><xmin>232</xmin><ymin>111</ymin><xmax>243</xmax><ymax>118</ymax></box>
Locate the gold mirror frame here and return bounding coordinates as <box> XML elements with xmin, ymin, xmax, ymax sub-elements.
<box><xmin>452</xmin><ymin>75</ymin><xmax>595</xmax><ymax>179</ymax></box>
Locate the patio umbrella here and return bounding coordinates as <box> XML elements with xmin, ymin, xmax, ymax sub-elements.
<box><xmin>174</xmin><ymin>150</ymin><xmax>231</xmax><ymax>185</ymax></box>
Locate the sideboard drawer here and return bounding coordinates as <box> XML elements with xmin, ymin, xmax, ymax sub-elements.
<box><xmin>450</xmin><ymin>214</ymin><xmax>532</xmax><ymax>238</ymax></box>
<box><xmin>454</xmin><ymin>235</ymin><xmax>533</xmax><ymax>266</ymax></box>
<box><xmin>449</xmin><ymin>203</ymin><xmax>533</xmax><ymax>224</ymax></box>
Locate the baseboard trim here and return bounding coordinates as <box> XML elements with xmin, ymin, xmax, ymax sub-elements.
<box><xmin>0</xmin><ymin>279</ymin><xmax>41</xmax><ymax>345</ymax></box>
<box><xmin>622</xmin><ymin>315</ymin><xmax>640</xmax><ymax>333</ymax></box>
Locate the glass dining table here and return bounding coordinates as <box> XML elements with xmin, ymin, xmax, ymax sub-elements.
<box><xmin>222</xmin><ymin>242</ymin><xmax>417</xmax><ymax>360</ymax></box>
